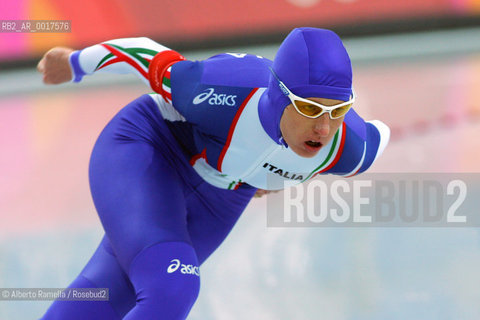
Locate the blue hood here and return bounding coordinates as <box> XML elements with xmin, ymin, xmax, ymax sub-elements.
<box><xmin>259</xmin><ymin>27</ymin><xmax>353</xmax><ymax>145</ymax></box>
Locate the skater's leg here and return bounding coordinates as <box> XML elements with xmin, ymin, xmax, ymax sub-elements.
<box><xmin>40</xmin><ymin>236</ymin><xmax>136</xmax><ymax>319</ymax></box>
<box><xmin>89</xmin><ymin>98</ymin><xmax>200</xmax><ymax>319</ymax></box>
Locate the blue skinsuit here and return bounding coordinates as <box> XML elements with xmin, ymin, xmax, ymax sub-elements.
<box><xmin>41</xmin><ymin>28</ymin><xmax>389</xmax><ymax>319</ymax></box>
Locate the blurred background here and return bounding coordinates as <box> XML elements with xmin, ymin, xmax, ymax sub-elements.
<box><xmin>1</xmin><ymin>0</ymin><xmax>480</xmax><ymax>319</ymax></box>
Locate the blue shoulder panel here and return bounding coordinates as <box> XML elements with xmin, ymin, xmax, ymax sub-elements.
<box><xmin>170</xmin><ymin>57</ymin><xmax>268</xmax><ymax>138</ymax></box>
<box><xmin>169</xmin><ymin>56</ymin><xmax>265</xmax><ymax>169</ymax></box>
<box><xmin>170</xmin><ymin>60</ymin><xmax>203</xmax><ymax>117</ymax></box>
<box><xmin>201</xmin><ymin>53</ymin><xmax>272</xmax><ymax>88</ymax></box>
<box><xmin>358</xmin><ymin>122</ymin><xmax>380</xmax><ymax>173</ymax></box>
<box><xmin>325</xmin><ymin>109</ymin><xmax>380</xmax><ymax>175</ymax></box>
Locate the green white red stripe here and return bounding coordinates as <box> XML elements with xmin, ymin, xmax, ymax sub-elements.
<box><xmin>302</xmin><ymin>122</ymin><xmax>346</xmax><ymax>182</ymax></box>
<box><xmin>162</xmin><ymin>66</ymin><xmax>173</xmax><ymax>103</ymax></box>
<box><xmin>228</xmin><ymin>179</ymin><xmax>243</xmax><ymax>190</ymax></box>
<box><xmin>95</xmin><ymin>44</ymin><xmax>159</xmax><ymax>82</ymax></box>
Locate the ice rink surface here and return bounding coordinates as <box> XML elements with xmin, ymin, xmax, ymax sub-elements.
<box><xmin>1</xmin><ymin>28</ymin><xmax>480</xmax><ymax>319</ymax></box>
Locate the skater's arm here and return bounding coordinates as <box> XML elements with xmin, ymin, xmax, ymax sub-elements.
<box><xmin>37</xmin><ymin>37</ymin><xmax>182</xmax><ymax>87</ymax></box>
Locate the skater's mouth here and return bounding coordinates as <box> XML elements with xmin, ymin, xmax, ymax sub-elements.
<box><xmin>304</xmin><ymin>140</ymin><xmax>323</xmax><ymax>153</ymax></box>
<box><xmin>305</xmin><ymin>140</ymin><xmax>322</xmax><ymax>148</ymax></box>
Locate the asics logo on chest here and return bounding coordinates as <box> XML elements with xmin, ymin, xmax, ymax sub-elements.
<box><xmin>193</xmin><ymin>88</ymin><xmax>237</xmax><ymax>106</ymax></box>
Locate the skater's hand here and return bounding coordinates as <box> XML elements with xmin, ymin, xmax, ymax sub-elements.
<box><xmin>254</xmin><ymin>189</ymin><xmax>279</xmax><ymax>198</ymax></box>
<box><xmin>37</xmin><ymin>47</ymin><xmax>74</xmax><ymax>84</ymax></box>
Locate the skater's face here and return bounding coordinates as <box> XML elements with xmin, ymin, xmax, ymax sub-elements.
<box><xmin>280</xmin><ymin>97</ymin><xmax>345</xmax><ymax>158</ymax></box>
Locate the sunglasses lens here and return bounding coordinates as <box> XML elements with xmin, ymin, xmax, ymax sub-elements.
<box><xmin>294</xmin><ymin>100</ymin><xmax>323</xmax><ymax>117</ymax></box>
<box><xmin>331</xmin><ymin>103</ymin><xmax>353</xmax><ymax>118</ymax></box>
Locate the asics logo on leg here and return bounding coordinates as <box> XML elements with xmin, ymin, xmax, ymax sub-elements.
<box><xmin>167</xmin><ymin>259</ymin><xmax>200</xmax><ymax>276</ymax></box>
<box><xmin>192</xmin><ymin>88</ymin><xmax>237</xmax><ymax>106</ymax></box>
<box><xmin>167</xmin><ymin>259</ymin><xmax>181</xmax><ymax>273</ymax></box>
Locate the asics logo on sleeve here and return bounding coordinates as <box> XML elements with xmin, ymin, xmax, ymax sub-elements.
<box><xmin>193</xmin><ymin>88</ymin><xmax>214</xmax><ymax>104</ymax></box>
<box><xmin>167</xmin><ymin>259</ymin><xmax>200</xmax><ymax>276</ymax></box>
<box><xmin>193</xmin><ymin>88</ymin><xmax>237</xmax><ymax>106</ymax></box>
